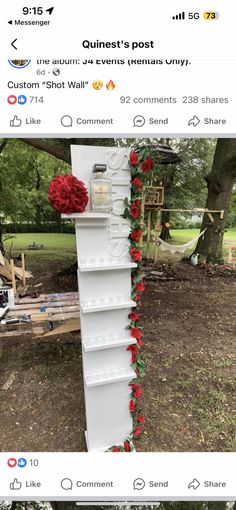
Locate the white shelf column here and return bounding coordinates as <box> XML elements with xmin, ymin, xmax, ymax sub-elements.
<box><xmin>62</xmin><ymin>145</ymin><xmax>136</xmax><ymax>452</ymax></box>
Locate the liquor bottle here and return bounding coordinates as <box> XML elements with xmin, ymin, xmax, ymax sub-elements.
<box><xmin>90</xmin><ymin>164</ymin><xmax>112</xmax><ymax>213</ymax></box>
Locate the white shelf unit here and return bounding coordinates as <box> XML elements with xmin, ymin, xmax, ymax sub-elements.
<box><xmin>64</xmin><ymin>145</ymin><xmax>135</xmax><ymax>452</ymax></box>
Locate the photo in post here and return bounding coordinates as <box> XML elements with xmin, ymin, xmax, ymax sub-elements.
<box><xmin>0</xmin><ymin>137</ymin><xmax>235</xmax><ymax>452</ymax></box>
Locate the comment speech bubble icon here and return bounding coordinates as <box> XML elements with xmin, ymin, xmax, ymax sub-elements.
<box><xmin>61</xmin><ymin>478</ymin><xmax>73</xmax><ymax>490</ymax></box>
<box><xmin>133</xmin><ymin>478</ymin><xmax>145</xmax><ymax>490</ymax></box>
<box><xmin>61</xmin><ymin>115</ymin><xmax>73</xmax><ymax>128</ymax></box>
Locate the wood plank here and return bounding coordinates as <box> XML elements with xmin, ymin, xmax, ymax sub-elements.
<box><xmin>37</xmin><ymin>318</ymin><xmax>80</xmax><ymax>337</ymax></box>
<box><xmin>14</xmin><ymin>266</ymin><xmax>32</xmax><ymax>279</ymax></box>
<box><xmin>15</xmin><ymin>292</ymin><xmax>79</xmax><ymax>305</ymax></box>
<box><xmin>0</xmin><ymin>266</ymin><xmax>12</xmax><ymax>280</ymax></box>
<box><xmin>0</xmin><ymin>250</ymin><xmax>5</xmax><ymax>266</ymax></box>
<box><xmin>7</xmin><ymin>305</ymin><xmax>80</xmax><ymax>318</ymax></box>
<box><xmin>21</xmin><ymin>253</ymin><xmax>26</xmax><ymax>287</ymax></box>
<box><xmin>10</xmin><ymin>299</ymin><xmax>79</xmax><ymax>311</ymax></box>
<box><xmin>0</xmin><ymin>327</ymin><xmax>44</xmax><ymax>338</ymax></box>
<box><xmin>10</xmin><ymin>259</ymin><xmax>16</xmax><ymax>294</ymax></box>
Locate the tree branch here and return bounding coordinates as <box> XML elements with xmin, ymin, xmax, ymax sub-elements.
<box><xmin>19</xmin><ymin>139</ymin><xmax>72</xmax><ymax>164</ymax></box>
<box><xmin>19</xmin><ymin>138</ymin><xmax>116</xmax><ymax>165</ymax></box>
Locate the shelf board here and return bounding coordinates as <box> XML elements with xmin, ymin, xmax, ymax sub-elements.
<box><xmin>78</xmin><ymin>259</ymin><xmax>137</xmax><ymax>272</ymax></box>
<box><xmin>81</xmin><ymin>297</ymin><xmax>136</xmax><ymax>314</ymax></box>
<box><xmin>83</xmin><ymin>332</ymin><xmax>136</xmax><ymax>352</ymax></box>
<box><xmin>85</xmin><ymin>366</ymin><xmax>136</xmax><ymax>388</ymax></box>
<box><xmin>62</xmin><ymin>212</ymin><xmax>110</xmax><ymax>219</ymax></box>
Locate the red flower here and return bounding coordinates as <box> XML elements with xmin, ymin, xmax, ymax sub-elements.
<box><xmin>133</xmin><ymin>425</ymin><xmax>143</xmax><ymax>438</ymax></box>
<box><xmin>111</xmin><ymin>447</ymin><xmax>120</xmax><ymax>452</ymax></box>
<box><xmin>48</xmin><ymin>175</ymin><xmax>88</xmax><ymax>214</ymax></box>
<box><xmin>137</xmin><ymin>415</ymin><xmax>145</xmax><ymax>423</ymax></box>
<box><xmin>130</xmin><ymin>248</ymin><xmax>142</xmax><ymax>262</ymax></box>
<box><xmin>130</xmin><ymin>203</ymin><xmax>140</xmax><ymax>219</ymax></box>
<box><xmin>130</xmin><ymin>328</ymin><xmax>142</xmax><ymax>339</ymax></box>
<box><xmin>127</xmin><ymin>344</ymin><xmax>139</xmax><ymax>363</ymax></box>
<box><xmin>134</xmin><ymin>295</ymin><xmax>141</xmax><ymax>302</ymax></box>
<box><xmin>129</xmin><ymin>400</ymin><xmax>137</xmax><ymax>413</ymax></box>
<box><xmin>130</xmin><ymin>383</ymin><xmax>142</xmax><ymax>399</ymax></box>
<box><xmin>141</xmin><ymin>158</ymin><xmax>154</xmax><ymax>174</ymax></box>
<box><xmin>127</xmin><ymin>345</ymin><xmax>139</xmax><ymax>354</ymax></box>
<box><xmin>132</xmin><ymin>177</ymin><xmax>143</xmax><ymax>193</ymax></box>
<box><xmin>129</xmin><ymin>152</ymin><xmax>139</xmax><ymax>166</ymax></box>
<box><xmin>130</xmin><ymin>229</ymin><xmax>142</xmax><ymax>242</ymax></box>
<box><xmin>124</xmin><ymin>441</ymin><xmax>131</xmax><ymax>452</ymax></box>
<box><xmin>137</xmin><ymin>339</ymin><xmax>143</xmax><ymax>347</ymax></box>
<box><xmin>135</xmin><ymin>282</ymin><xmax>145</xmax><ymax>292</ymax></box>
<box><xmin>129</xmin><ymin>312</ymin><xmax>139</xmax><ymax>321</ymax></box>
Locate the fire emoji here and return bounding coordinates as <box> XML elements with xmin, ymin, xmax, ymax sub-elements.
<box><xmin>106</xmin><ymin>80</ymin><xmax>115</xmax><ymax>91</ymax></box>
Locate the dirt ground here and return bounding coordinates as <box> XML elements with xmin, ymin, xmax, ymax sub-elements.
<box><xmin>0</xmin><ymin>257</ymin><xmax>235</xmax><ymax>452</ymax></box>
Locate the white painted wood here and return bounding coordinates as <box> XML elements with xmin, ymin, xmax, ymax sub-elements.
<box><xmin>63</xmin><ymin>145</ymin><xmax>136</xmax><ymax>452</ymax></box>
<box><xmin>83</xmin><ymin>331</ymin><xmax>136</xmax><ymax>352</ymax></box>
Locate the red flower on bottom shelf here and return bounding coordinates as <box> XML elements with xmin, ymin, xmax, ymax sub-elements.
<box><xmin>111</xmin><ymin>447</ymin><xmax>120</xmax><ymax>452</ymax></box>
<box><xmin>124</xmin><ymin>441</ymin><xmax>131</xmax><ymax>452</ymax></box>
<box><xmin>133</xmin><ymin>425</ymin><xmax>143</xmax><ymax>438</ymax></box>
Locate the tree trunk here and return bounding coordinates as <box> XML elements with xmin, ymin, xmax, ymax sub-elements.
<box><xmin>160</xmin><ymin>210</ymin><xmax>171</xmax><ymax>240</ymax></box>
<box><xmin>196</xmin><ymin>138</ymin><xmax>236</xmax><ymax>263</ymax></box>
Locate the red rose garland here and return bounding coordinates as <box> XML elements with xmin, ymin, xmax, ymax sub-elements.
<box><xmin>109</xmin><ymin>148</ymin><xmax>158</xmax><ymax>452</ymax></box>
<box><xmin>48</xmin><ymin>175</ymin><xmax>89</xmax><ymax>214</ymax></box>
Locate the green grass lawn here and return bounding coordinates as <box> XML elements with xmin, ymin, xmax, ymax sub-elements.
<box><xmin>4</xmin><ymin>233</ymin><xmax>76</xmax><ymax>261</ymax></box>
<box><xmin>171</xmin><ymin>228</ymin><xmax>236</xmax><ymax>243</ymax></box>
<box><xmin>3</xmin><ymin>229</ymin><xmax>236</xmax><ymax>261</ymax></box>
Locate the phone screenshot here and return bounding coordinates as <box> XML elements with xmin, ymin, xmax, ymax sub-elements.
<box><xmin>0</xmin><ymin>0</ymin><xmax>235</xmax><ymax>508</ymax></box>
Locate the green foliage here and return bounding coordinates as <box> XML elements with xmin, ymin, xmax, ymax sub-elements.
<box><xmin>0</xmin><ymin>139</ymin><xmax>70</xmax><ymax>228</ymax></box>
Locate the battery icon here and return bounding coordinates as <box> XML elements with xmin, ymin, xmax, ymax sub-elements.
<box><xmin>203</xmin><ymin>11</ymin><xmax>219</xmax><ymax>19</ymax></box>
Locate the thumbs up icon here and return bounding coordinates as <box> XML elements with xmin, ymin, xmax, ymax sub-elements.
<box><xmin>10</xmin><ymin>478</ymin><xmax>22</xmax><ymax>490</ymax></box>
<box><xmin>10</xmin><ymin>115</ymin><xmax>22</xmax><ymax>127</ymax></box>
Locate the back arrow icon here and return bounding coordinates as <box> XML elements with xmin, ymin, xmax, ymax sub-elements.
<box><xmin>11</xmin><ymin>38</ymin><xmax>17</xmax><ymax>50</ymax></box>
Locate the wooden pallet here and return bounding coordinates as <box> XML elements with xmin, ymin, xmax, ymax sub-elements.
<box><xmin>0</xmin><ymin>292</ymin><xmax>80</xmax><ymax>338</ymax></box>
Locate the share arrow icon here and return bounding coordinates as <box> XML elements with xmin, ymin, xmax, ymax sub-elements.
<box><xmin>188</xmin><ymin>115</ymin><xmax>201</xmax><ymax>127</ymax></box>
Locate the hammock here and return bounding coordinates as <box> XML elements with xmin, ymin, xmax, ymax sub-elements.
<box><xmin>158</xmin><ymin>228</ymin><xmax>207</xmax><ymax>255</ymax></box>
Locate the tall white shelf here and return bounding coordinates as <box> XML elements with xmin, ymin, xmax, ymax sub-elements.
<box><xmin>62</xmin><ymin>145</ymin><xmax>136</xmax><ymax>452</ymax></box>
